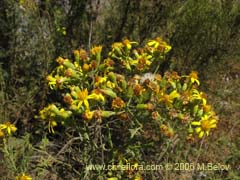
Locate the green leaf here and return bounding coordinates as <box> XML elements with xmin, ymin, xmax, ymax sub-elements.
<box><xmin>197</xmin><ymin>109</ymin><xmax>203</xmax><ymax>117</ymax></box>
<box><xmin>182</xmin><ymin>83</ymin><xmax>188</xmax><ymax>91</ymax></box>
<box><xmin>129</xmin><ymin>127</ymin><xmax>142</xmax><ymax>139</ymax></box>
<box><xmin>193</xmin><ymin>105</ymin><xmax>199</xmax><ymax>115</ymax></box>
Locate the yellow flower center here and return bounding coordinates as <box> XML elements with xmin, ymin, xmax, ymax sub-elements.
<box><xmin>162</xmin><ymin>95</ymin><xmax>170</xmax><ymax>104</ymax></box>
<box><xmin>112</xmin><ymin>97</ymin><xmax>125</xmax><ymax>109</ymax></box>
<box><xmin>5</xmin><ymin>121</ymin><xmax>11</xmax><ymax>127</ymax></box>
<box><xmin>91</xmin><ymin>46</ymin><xmax>102</xmax><ymax>55</ymax></box>
<box><xmin>78</xmin><ymin>89</ymin><xmax>88</xmax><ymax>101</ymax></box>
<box><xmin>201</xmin><ymin>120</ymin><xmax>211</xmax><ymax>131</ymax></box>
<box><xmin>21</xmin><ymin>176</ymin><xmax>27</xmax><ymax>180</ymax></box>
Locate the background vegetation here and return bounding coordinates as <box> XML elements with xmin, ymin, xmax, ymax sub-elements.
<box><xmin>0</xmin><ymin>0</ymin><xmax>239</xmax><ymax>179</ymax></box>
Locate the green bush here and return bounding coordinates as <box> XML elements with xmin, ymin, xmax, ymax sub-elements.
<box><xmin>0</xmin><ymin>0</ymin><xmax>54</xmax><ymax>130</ymax></box>
<box><xmin>168</xmin><ymin>0</ymin><xmax>240</xmax><ymax>72</ymax></box>
<box><xmin>36</xmin><ymin>37</ymin><xmax>218</xmax><ymax>179</ymax></box>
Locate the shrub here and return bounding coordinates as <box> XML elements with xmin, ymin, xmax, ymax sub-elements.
<box><xmin>36</xmin><ymin>37</ymin><xmax>218</xmax><ymax>179</ymax></box>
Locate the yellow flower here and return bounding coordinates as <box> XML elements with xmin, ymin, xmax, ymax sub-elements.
<box><xmin>15</xmin><ymin>173</ymin><xmax>32</xmax><ymax>180</ymax></box>
<box><xmin>56</xmin><ymin>56</ymin><xmax>65</xmax><ymax>64</ymax></box>
<box><xmin>136</xmin><ymin>57</ymin><xmax>151</xmax><ymax>70</ymax></box>
<box><xmin>188</xmin><ymin>71</ymin><xmax>200</xmax><ymax>85</ymax></box>
<box><xmin>73</xmin><ymin>88</ymin><xmax>105</xmax><ymax>110</ymax></box>
<box><xmin>159</xmin><ymin>90</ymin><xmax>180</xmax><ymax>107</ymax></box>
<box><xmin>191</xmin><ymin>89</ymin><xmax>207</xmax><ymax>105</ymax></box>
<box><xmin>77</xmin><ymin>89</ymin><xmax>90</xmax><ymax>109</ymax></box>
<box><xmin>151</xmin><ymin>111</ymin><xmax>161</xmax><ymax>120</ymax></box>
<box><xmin>147</xmin><ymin>37</ymin><xmax>161</xmax><ymax>48</ymax></box>
<box><xmin>90</xmin><ymin>90</ymin><xmax>105</xmax><ymax>102</ymax></box>
<box><xmin>202</xmin><ymin>104</ymin><xmax>212</xmax><ymax>113</ymax></box>
<box><xmin>83</xmin><ymin>63</ymin><xmax>90</xmax><ymax>72</ymax></box>
<box><xmin>91</xmin><ymin>46</ymin><xmax>102</xmax><ymax>56</ymax></box>
<box><xmin>83</xmin><ymin>110</ymin><xmax>94</xmax><ymax>121</ymax></box>
<box><xmin>160</xmin><ymin>124</ymin><xmax>174</xmax><ymax>138</ymax></box>
<box><xmin>46</xmin><ymin>75</ymin><xmax>68</xmax><ymax>90</ymax></box>
<box><xmin>133</xmin><ymin>84</ymin><xmax>144</xmax><ymax>96</ymax></box>
<box><xmin>58</xmin><ymin>108</ymin><xmax>72</xmax><ymax>119</ymax></box>
<box><xmin>94</xmin><ymin>76</ymin><xmax>108</xmax><ymax>87</ymax></box>
<box><xmin>46</xmin><ymin>75</ymin><xmax>57</xmax><ymax>89</ymax></box>
<box><xmin>79</xmin><ymin>49</ymin><xmax>88</xmax><ymax>61</ymax></box>
<box><xmin>147</xmin><ymin>37</ymin><xmax>172</xmax><ymax>53</ymax></box>
<box><xmin>192</xmin><ymin>115</ymin><xmax>217</xmax><ymax>138</ymax></box>
<box><xmin>38</xmin><ymin>104</ymin><xmax>71</xmax><ymax>133</ymax></box>
<box><xmin>0</xmin><ymin>122</ymin><xmax>17</xmax><ymax>135</ymax></box>
<box><xmin>73</xmin><ymin>49</ymin><xmax>79</xmax><ymax>57</ymax></box>
<box><xmin>122</xmin><ymin>38</ymin><xmax>137</xmax><ymax>50</ymax></box>
<box><xmin>112</xmin><ymin>42</ymin><xmax>123</xmax><ymax>49</ymax></box>
<box><xmin>112</xmin><ymin>97</ymin><xmax>125</xmax><ymax>109</ymax></box>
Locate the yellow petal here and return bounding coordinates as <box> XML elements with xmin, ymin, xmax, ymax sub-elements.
<box><xmin>10</xmin><ymin>126</ymin><xmax>17</xmax><ymax>133</ymax></box>
<box><xmin>210</xmin><ymin>119</ymin><xmax>217</xmax><ymax>124</ymax></box>
<box><xmin>7</xmin><ymin>127</ymin><xmax>11</xmax><ymax>135</ymax></box>
<box><xmin>209</xmin><ymin>124</ymin><xmax>217</xmax><ymax>129</ymax></box>
<box><xmin>206</xmin><ymin>131</ymin><xmax>209</xmax><ymax>136</ymax></box>
<box><xmin>192</xmin><ymin>121</ymin><xmax>201</xmax><ymax>126</ymax></box>
<box><xmin>201</xmin><ymin>98</ymin><xmax>206</xmax><ymax>105</ymax></box>
<box><xmin>77</xmin><ymin>101</ymin><xmax>83</xmax><ymax>108</ymax></box>
<box><xmin>0</xmin><ymin>124</ymin><xmax>6</xmax><ymax>130</ymax></box>
<box><xmin>199</xmin><ymin>131</ymin><xmax>204</xmax><ymax>138</ymax></box>
<box><xmin>196</xmin><ymin>79</ymin><xmax>200</xmax><ymax>86</ymax></box>
<box><xmin>147</xmin><ymin>40</ymin><xmax>158</xmax><ymax>47</ymax></box>
<box><xmin>169</xmin><ymin>90</ymin><xmax>180</xmax><ymax>99</ymax></box>
<box><xmin>84</xmin><ymin>100</ymin><xmax>89</xmax><ymax>110</ymax></box>
<box><xmin>195</xmin><ymin>127</ymin><xmax>202</xmax><ymax>133</ymax></box>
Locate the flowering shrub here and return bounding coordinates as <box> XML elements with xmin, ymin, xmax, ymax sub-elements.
<box><xmin>37</xmin><ymin>37</ymin><xmax>218</xmax><ymax>178</ymax></box>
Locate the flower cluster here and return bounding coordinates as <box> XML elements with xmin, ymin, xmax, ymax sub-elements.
<box><xmin>37</xmin><ymin>37</ymin><xmax>218</xmax><ymax>140</ymax></box>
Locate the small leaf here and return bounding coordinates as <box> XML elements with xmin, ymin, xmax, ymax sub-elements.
<box><xmin>197</xmin><ymin>109</ymin><xmax>203</xmax><ymax>117</ymax></box>
<box><xmin>182</xmin><ymin>83</ymin><xmax>188</xmax><ymax>91</ymax></box>
<box><xmin>193</xmin><ymin>105</ymin><xmax>199</xmax><ymax>115</ymax></box>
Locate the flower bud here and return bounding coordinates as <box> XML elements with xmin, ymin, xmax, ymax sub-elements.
<box><xmin>63</xmin><ymin>59</ymin><xmax>75</xmax><ymax>69</ymax></box>
<box><xmin>100</xmin><ymin>110</ymin><xmax>116</xmax><ymax>118</ymax></box>
<box><xmin>100</xmin><ymin>88</ymin><xmax>117</xmax><ymax>98</ymax></box>
<box><xmin>136</xmin><ymin>104</ymin><xmax>148</xmax><ymax>110</ymax></box>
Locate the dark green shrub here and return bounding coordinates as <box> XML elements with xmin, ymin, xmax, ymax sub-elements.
<box><xmin>168</xmin><ymin>0</ymin><xmax>240</xmax><ymax>73</ymax></box>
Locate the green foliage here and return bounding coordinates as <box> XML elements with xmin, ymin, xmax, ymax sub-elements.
<box><xmin>96</xmin><ymin>0</ymin><xmax>175</xmax><ymax>46</ymax></box>
<box><xmin>0</xmin><ymin>0</ymin><xmax>54</xmax><ymax>128</ymax></box>
<box><xmin>0</xmin><ymin>135</ymin><xmax>33</xmax><ymax>179</ymax></box>
<box><xmin>168</xmin><ymin>0</ymin><xmax>240</xmax><ymax>72</ymax></box>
